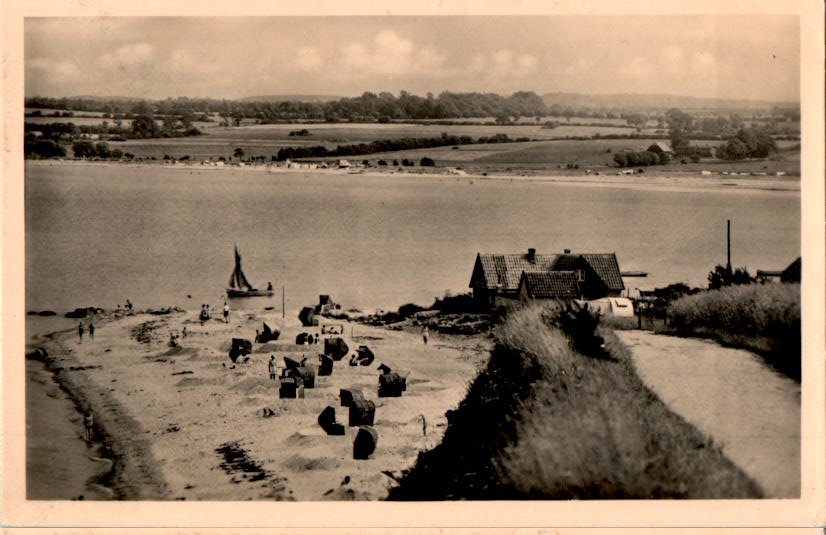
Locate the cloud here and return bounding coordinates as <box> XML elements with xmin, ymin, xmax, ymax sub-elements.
<box><xmin>626</xmin><ymin>56</ymin><xmax>651</xmax><ymax>76</ymax></box>
<box><xmin>29</xmin><ymin>57</ymin><xmax>79</xmax><ymax>77</ymax></box>
<box><xmin>690</xmin><ymin>51</ymin><xmax>717</xmax><ymax>73</ymax></box>
<box><xmin>564</xmin><ymin>57</ymin><xmax>593</xmax><ymax>75</ymax></box>
<box><xmin>98</xmin><ymin>43</ymin><xmax>154</xmax><ymax>69</ymax></box>
<box><xmin>159</xmin><ymin>48</ymin><xmax>220</xmax><ymax>78</ymax></box>
<box><xmin>470</xmin><ymin>50</ymin><xmax>538</xmax><ymax>80</ymax></box>
<box><xmin>341</xmin><ymin>31</ymin><xmax>445</xmax><ymax>76</ymax></box>
<box><xmin>295</xmin><ymin>46</ymin><xmax>322</xmax><ymax>70</ymax></box>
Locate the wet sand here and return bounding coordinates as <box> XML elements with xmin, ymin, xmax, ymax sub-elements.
<box><xmin>617</xmin><ymin>330</ymin><xmax>801</xmax><ymax>498</ymax></box>
<box><xmin>25</xmin><ymin>358</ymin><xmax>114</xmax><ymax>500</ymax></box>
<box><xmin>32</xmin><ymin>307</ymin><xmax>491</xmax><ymax>500</ymax></box>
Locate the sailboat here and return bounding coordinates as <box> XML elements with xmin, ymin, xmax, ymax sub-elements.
<box><xmin>227</xmin><ymin>246</ymin><xmax>274</xmax><ymax>298</ymax></box>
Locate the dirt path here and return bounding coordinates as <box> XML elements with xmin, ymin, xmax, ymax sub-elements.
<box><xmin>616</xmin><ymin>330</ymin><xmax>800</xmax><ymax>498</ymax></box>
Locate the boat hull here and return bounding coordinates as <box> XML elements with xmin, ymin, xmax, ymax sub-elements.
<box><xmin>227</xmin><ymin>288</ymin><xmax>274</xmax><ymax>298</ymax></box>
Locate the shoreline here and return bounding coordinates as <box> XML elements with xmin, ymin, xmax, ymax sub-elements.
<box><xmin>25</xmin><ymin>158</ymin><xmax>801</xmax><ymax>194</ymax></box>
<box><xmin>30</xmin><ymin>313</ymin><xmax>171</xmax><ymax>500</ymax></box>
<box><xmin>28</xmin><ymin>305</ymin><xmax>491</xmax><ymax>500</ymax></box>
<box><xmin>25</xmin><ymin>355</ymin><xmax>115</xmax><ymax>500</ymax></box>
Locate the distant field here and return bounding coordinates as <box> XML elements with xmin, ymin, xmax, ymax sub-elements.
<box><xmin>105</xmin><ymin>134</ymin><xmax>800</xmax><ymax>175</ymax></box>
<box><xmin>202</xmin><ymin>122</ymin><xmax>634</xmax><ymax>144</ymax></box>
<box><xmin>109</xmin><ymin>138</ymin><xmax>278</xmax><ymax>160</ymax></box>
<box><xmin>25</xmin><ymin>108</ymin><xmax>108</xmax><ymax>117</ymax></box>
<box><xmin>472</xmin><ymin>138</ymin><xmax>666</xmax><ymax>165</ymax></box>
<box><xmin>25</xmin><ymin>116</ymin><xmax>133</xmax><ymax>127</ymax></box>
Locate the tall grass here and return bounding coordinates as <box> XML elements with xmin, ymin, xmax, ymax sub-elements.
<box><xmin>666</xmin><ymin>283</ymin><xmax>800</xmax><ymax>379</ymax></box>
<box><xmin>389</xmin><ymin>304</ymin><xmax>761</xmax><ymax>499</ymax></box>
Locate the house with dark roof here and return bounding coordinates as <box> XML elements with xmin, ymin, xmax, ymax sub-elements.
<box><xmin>469</xmin><ymin>248</ymin><xmax>624</xmax><ymax>307</ymax></box>
<box><xmin>518</xmin><ymin>271</ymin><xmax>581</xmax><ymax>304</ymax></box>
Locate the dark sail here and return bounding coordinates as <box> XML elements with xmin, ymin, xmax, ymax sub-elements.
<box><xmin>230</xmin><ymin>246</ymin><xmax>254</xmax><ymax>290</ymax></box>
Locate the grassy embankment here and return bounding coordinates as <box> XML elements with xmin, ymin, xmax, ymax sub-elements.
<box><xmin>389</xmin><ymin>304</ymin><xmax>761</xmax><ymax>499</ymax></box>
<box><xmin>664</xmin><ymin>283</ymin><xmax>801</xmax><ymax>380</ymax></box>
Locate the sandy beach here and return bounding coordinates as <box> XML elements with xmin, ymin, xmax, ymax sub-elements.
<box><xmin>27</xmin><ymin>159</ymin><xmax>800</xmax><ymax>194</ymax></box>
<box><xmin>32</xmin><ymin>307</ymin><xmax>491</xmax><ymax>500</ymax></box>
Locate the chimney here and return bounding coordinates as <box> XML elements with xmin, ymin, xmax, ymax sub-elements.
<box><xmin>563</xmin><ymin>248</ymin><xmax>571</xmax><ymax>254</ymax></box>
<box><xmin>527</xmin><ymin>248</ymin><xmax>536</xmax><ymax>262</ymax></box>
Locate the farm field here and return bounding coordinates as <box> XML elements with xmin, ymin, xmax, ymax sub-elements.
<box><xmin>199</xmin><ymin>122</ymin><xmax>634</xmax><ymax>142</ymax></box>
<box><xmin>25</xmin><ymin>116</ymin><xmax>133</xmax><ymax>127</ymax></box>
<box><xmin>107</xmin><ymin>134</ymin><xmax>800</xmax><ymax>177</ymax></box>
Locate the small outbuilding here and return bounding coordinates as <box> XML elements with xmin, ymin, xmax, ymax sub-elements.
<box><xmin>646</xmin><ymin>141</ymin><xmax>674</xmax><ymax>155</ymax></box>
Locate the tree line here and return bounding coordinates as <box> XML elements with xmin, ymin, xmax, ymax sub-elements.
<box><xmin>26</xmin><ymin>91</ymin><xmax>548</xmax><ymax>123</ymax></box>
<box><xmin>274</xmin><ymin>133</ymin><xmax>526</xmax><ymax>161</ymax></box>
<box><xmin>24</xmin><ymin>113</ymin><xmax>201</xmax><ymax>142</ymax></box>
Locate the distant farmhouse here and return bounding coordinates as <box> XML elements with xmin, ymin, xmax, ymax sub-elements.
<box><xmin>469</xmin><ymin>248</ymin><xmax>624</xmax><ymax>308</ymax></box>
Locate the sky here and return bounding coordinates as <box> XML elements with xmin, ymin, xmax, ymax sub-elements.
<box><xmin>24</xmin><ymin>16</ymin><xmax>800</xmax><ymax>102</ymax></box>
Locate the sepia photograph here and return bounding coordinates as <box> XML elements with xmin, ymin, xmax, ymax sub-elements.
<box><xmin>2</xmin><ymin>0</ymin><xmax>824</xmax><ymax>532</ymax></box>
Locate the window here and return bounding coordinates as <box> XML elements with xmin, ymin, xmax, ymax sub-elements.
<box><xmin>576</xmin><ymin>269</ymin><xmax>584</xmax><ymax>282</ymax></box>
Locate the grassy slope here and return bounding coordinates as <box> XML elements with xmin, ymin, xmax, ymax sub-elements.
<box><xmin>665</xmin><ymin>283</ymin><xmax>801</xmax><ymax>380</ymax></box>
<box><xmin>389</xmin><ymin>305</ymin><xmax>762</xmax><ymax>499</ymax></box>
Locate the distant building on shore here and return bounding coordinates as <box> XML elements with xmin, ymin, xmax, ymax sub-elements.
<box><xmin>469</xmin><ymin>248</ymin><xmax>624</xmax><ymax>308</ymax></box>
<box><xmin>757</xmin><ymin>257</ymin><xmax>801</xmax><ymax>283</ymax></box>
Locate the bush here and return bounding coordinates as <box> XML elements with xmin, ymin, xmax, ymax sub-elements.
<box><xmin>708</xmin><ymin>264</ymin><xmax>754</xmax><ymax>290</ymax></box>
<box><xmin>716</xmin><ymin>127</ymin><xmax>777</xmax><ymax>160</ymax></box>
<box><xmin>30</xmin><ymin>139</ymin><xmax>66</xmax><ymax>158</ymax></box>
<box><xmin>111</xmin><ymin>148</ymin><xmax>124</xmax><ymax>159</ymax></box>
<box><xmin>401</xmin><ymin>159</ymin><xmax>414</xmax><ymax>167</ymax></box>
<box><xmin>614</xmin><ymin>150</ymin><xmax>663</xmax><ymax>167</ymax></box>
<box><xmin>397</xmin><ymin>303</ymin><xmax>427</xmax><ymax>319</ymax></box>
<box><xmin>420</xmin><ymin>157</ymin><xmax>435</xmax><ymax>167</ymax></box>
<box><xmin>430</xmin><ymin>292</ymin><xmax>479</xmax><ymax>314</ymax></box>
<box><xmin>377</xmin><ymin>160</ymin><xmax>387</xmax><ymax>166</ymax></box>
<box><xmin>667</xmin><ymin>283</ymin><xmax>800</xmax><ymax>379</ymax></box>
<box><xmin>72</xmin><ymin>141</ymin><xmax>96</xmax><ymax>158</ymax></box>
<box><xmin>95</xmin><ymin>142</ymin><xmax>111</xmax><ymax>158</ymax></box>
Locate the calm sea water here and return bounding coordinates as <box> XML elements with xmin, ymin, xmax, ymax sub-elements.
<box><xmin>25</xmin><ymin>162</ymin><xmax>800</xmax><ymax>314</ymax></box>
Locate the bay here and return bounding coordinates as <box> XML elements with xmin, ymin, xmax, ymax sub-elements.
<box><xmin>25</xmin><ymin>162</ymin><xmax>800</xmax><ymax>314</ymax></box>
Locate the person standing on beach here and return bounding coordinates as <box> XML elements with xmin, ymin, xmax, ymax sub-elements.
<box><xmin>422</xmin><ymin>325</ymin><xmax>429</xmax><ymax>345</ymax></box>
<box><xmin>88</xmin><ymin>323</ymin><xmax>95</xmax><ymax>338</ymax></box>
<box><xmin>223</xmin><ymin>301</ymin><xmax>230</xmax><ymax>323</ymax></box>
<box><xmin>84</xmin><ymin>412</ymin><xmax>94</xmax><ymax>441</ymax></box>
<box><xmin>78</xmin><ymin>322</ymin><xmax>84</xmax><ymax>341</ymax></box>
<box><xmin>268</xmin><ymin>355</ymin><xmax>277</xmax><ymax>380</ymax></box>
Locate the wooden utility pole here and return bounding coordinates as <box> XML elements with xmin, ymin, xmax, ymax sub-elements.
<box><xmin>727</xmin><ymin>219</ymin><xmax>732</xmax><ymax>277</ymax></box>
